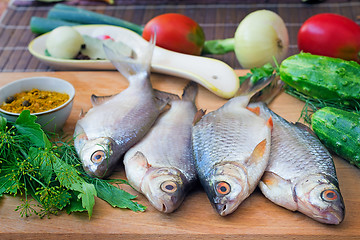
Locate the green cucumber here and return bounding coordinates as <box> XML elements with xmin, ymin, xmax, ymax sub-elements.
<box><xmin>30</xmin><ymin>17</ymin><xmax>78</xmax><ymax>34</ymax></box>
<box><xmin>280</xmin><ymin>52</ymin><xmax>360</xmax><ymax>101</ymax></box>
<box><xmin>311</xmin><ymin>107</ymin><xmax>360</xmax><ymax>168</ymax></box>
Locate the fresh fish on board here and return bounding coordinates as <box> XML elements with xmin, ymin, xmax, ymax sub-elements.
<box><xmin>250</xmin><ymin>102</ymin><xmax>345</xmax><ymax>225</ymax></box>
<box><xmin>123</xmin><ymin>82</ymin><xmax>199</xmax><ymax>213</ymax></box>
<box><xmin>192</xmin><ymin>76</ymin><xmax>274</xmax><ymax>216</ymax></box>
<box><xmin>74</xmin><ymin>36</ymin><xmax>170</xmax><ymax>178</ymax></box>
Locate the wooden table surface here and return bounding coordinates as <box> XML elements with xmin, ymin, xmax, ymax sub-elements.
<box><xmin>0</xmin><ymin>71</ymin><xmax>359</xmax><ymax>240</ymax></box>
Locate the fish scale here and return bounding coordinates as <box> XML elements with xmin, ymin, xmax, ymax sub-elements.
<box><xmin>73</xmin><ymin>36</ymin><xmax>167</xmax><ymax>179</ymax></box>
<box><xmin>192</xmin><ymin>76</ymin><xmax>274</xmax><ymax>217</ymax></box>
<box><xmin>123</xmin><ymin>82</ymin><xmax>199</xmax><ymax>213</ymax></box>
<box><xmin>251</xmin><ymin>102</ymin><xmax>345</xmax><ymax>225</ymax></box>
<box><xmin>264</xmin><ymin>110</ymin><xmax>337</xmax><ymax>181</ymax></box>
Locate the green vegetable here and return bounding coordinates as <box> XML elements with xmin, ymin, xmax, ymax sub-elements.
<box><xmin>48</xmin><ymin>4</ymin><xmax>144</xmax><ymax>35</ymax></box>
<box><xmin>311</xmin><ymin>107</ymin><xmax>360</xmax><ymax>168</ymax></box>
<box><xmin>203</xmin><ymin>38</ymin><xmax>235</xmax><ymax>55</ymax></box>
<box><xmin>238</xmin><ymin>62</ymin><xmax>283</xmax><ymax>104</ymax></box>
<box><xmin>239</xmin><ymin>63</ymin><xmax>277</xmax><ymax>84</ymax></box>
<box><xmin>30</xmin><ymin>17</ymin><xmax>77</xmax><ymax>35</ymax></box>
<box><xmin>0</xmin><ymin>110</ymin><xmax>146</xmax><ymax>218</ymax></box>
<box><xmin>280</xmin><ymin>52</ymin><xmax>360</xmax><ymax>104</ymax></box>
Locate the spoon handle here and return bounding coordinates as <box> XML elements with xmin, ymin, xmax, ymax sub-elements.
<box><xmin>152</xmin><ymin>47</ymin><xmax>239</xmax><ymax>99</ymax></box>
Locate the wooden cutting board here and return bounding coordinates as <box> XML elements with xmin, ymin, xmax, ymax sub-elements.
<box><xmin>0</xmin><ymin>71</ymin><xmax>359</xmax><ymax>240</ymax></box>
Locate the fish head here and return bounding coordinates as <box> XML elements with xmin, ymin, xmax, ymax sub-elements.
<box><xmin>141</xmin><ymin>167</ymin><xmax>187</xmax><ymax>213</ymax></box>
<box><xmin>77</xmin><ymin>137</ymin><xmax>121</xmax><ymax>178</ymax></box>
<box><xmin>295</xmin><ymin>174</ymin><xmax>345</xmax><ymax>225</ymax></box>
<box><xmin>203</xmin><ymin>161</ymin><xmax>249</xmax><ymax>216</ymax></box>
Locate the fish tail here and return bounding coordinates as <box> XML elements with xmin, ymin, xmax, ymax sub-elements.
<box><xmin>250</xmin><ymin>75</ymin><xmax>285</xmax><ymax>104</ymax></box>
<box><xmin>182</xmin><ymin>81</ymin><xmax>199</xmax><ymax>103</ymax></box>
<box><xmin>103</xmin><ymin>33</ymin><xmax>156</xmax><ymax>83</ymax></box>
<box><xmin>235</xmin><ymin>74</ymin><xmax>276</xmax><ymax>99</ymax></box>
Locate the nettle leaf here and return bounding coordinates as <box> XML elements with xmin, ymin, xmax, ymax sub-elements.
<box><xmin>14</xmin><ymin>110</ymin><xmax>51</xmax><ymax>148</ymax></box>
<box><xmin>66</xmin><ymin>192</ymin><xmax>86</xmax><ymax>214</ymax></box>
<box><xmin>94</xmin><ymin>180</ymin><xmax>146</xmax><ymax>212</ymax></box>
<box><xmin>77</xmin><ymin>182</ymin><xmax>97</xmax><ymax>218</ymax></box>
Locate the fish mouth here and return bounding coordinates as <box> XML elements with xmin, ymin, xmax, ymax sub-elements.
<box><xmin>315</xmin><ymin>208</ymin><xmax>345</xmax><ymax>225</ymax></box>
<box><xmin>215</xmin><ymin>203</ymin><xmax>228</xmax><ymax>216</ymax></box>
<box><xmin>152</xmin><ymin>199</ymin><xmax>176</xmax><ymax>214</ymax></box>
<box><xmin>298</xmin><ymin>198</ymin><xmax>345</xmax><ymax>225</ymax></box>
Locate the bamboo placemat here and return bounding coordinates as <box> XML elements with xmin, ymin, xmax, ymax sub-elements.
<box><xmin>0</xmin><ymin>0</ymin><xmax>359</xmax><ymax>72</ymax></box>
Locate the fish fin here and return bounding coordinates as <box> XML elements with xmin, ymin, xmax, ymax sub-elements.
<box><xmin>182</xmin><ymin>81</ymin><xmax>198</xmax><ymax>102</ymax></box>
<box><xmin>247</xmin><ymin>139</ymin><xmax>267</xmax><ymax>165</ymax></box>
<box><xmin>235</xmin><ymin>74</ymin><xmax>276</xmax><ymax>98</ymax></box>
<box><xmin>79</xmin><ymin>108</ymin><xmax>86</xmax><ymax>119</ymax></box>
<box><xmin>261</xmin><ymin>172</ymin><xmax>282</xmax><ymax>187</ymax></box>
<box><xmin>127</xmin><ymin>151</ymin><xmax>151</xmax><ymax>172</ymax></box>
<box><xmin>266</xmin><ymin>116</ymin><xmax>273</xmax><ymax>130</ymax></box>
<box><xmin>154</xmin><ymin>89</ymin><xmax>180</xmax><ymax>102</ymax></box>
<box><xmin>153</xmin><ymin>89</ymin><xmax>180</xmax><ymax>110</ymax></box>
<box><xmin>259</xmin><ymin>172</ymin><xmax>297</xmax><ymax>211</ymax></box>
<box><xmin>90</xmin><ymin>94</ymin><xmax>115</xmax><ymax>106</ymax></box>
<box><xmin>193</xmin><ymin>109</ymin><xmax>206</xmax><ymax>125</ymax></box>
<box><xmin>246</xmin><ymin>106</ymin><xmax>260</xmax><ymax>116</ymax></box>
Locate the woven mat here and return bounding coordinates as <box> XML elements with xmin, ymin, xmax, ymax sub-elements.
<box><xmin>0</xmin><ymin>0</ymin><xmax>359</xmax><ymax>72</ymax></box>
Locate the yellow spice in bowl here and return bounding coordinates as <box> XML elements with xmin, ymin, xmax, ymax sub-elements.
<box><xmin>1</xmin><ymin>89</ymin><xmax>70</xmax><ymax>114</ymax></box>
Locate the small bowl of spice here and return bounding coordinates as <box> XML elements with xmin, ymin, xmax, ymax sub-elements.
<box><xmin>0</xmin><ymin>76</ymin><xmax>75</xmax><ymax>132</ymax></box>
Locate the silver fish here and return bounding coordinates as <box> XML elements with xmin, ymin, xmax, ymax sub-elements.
<box><xmin>123</xmin><ymin>82</ymin><xmax>199</xmax><ymax>213</ymax></box>
<box><xmin>251</xmin><ymin>102</ymin><xmax>345</xmax><ymax>225</ymax></box>
<box><xmin>74</xmin><ymin>36</ymin><xmax>168</xmax><ymax>178</ymax></box>
<box><xmin>192</xmin><ymin>76</ymin><xmax>274</xmax><ymax>216</ymax></box>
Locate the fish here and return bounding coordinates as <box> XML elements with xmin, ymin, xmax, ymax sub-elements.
<box><xmin>123</xmin><ymin>82</ymin><xmax>199</xmax><ymax>213</ymax></box>
<box><xmin>74</xmin><ymin>36</ymin><xmax>171</xmax><ymax>178</ymax></box>
<box><xmin>250</xmin><ymin>102</ymin><xmax>345</xmax><ymax>225</ymax></box>
<box><xmin>192</xmin><ymin>76</ymin><xmax>274</xmax><ymax>216</ymax></box>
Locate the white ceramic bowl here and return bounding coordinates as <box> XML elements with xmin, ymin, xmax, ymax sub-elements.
<box><xmin>0</xmin><ymin>77</ymin><xmax>75</xmax><ymax>132</ymax></box>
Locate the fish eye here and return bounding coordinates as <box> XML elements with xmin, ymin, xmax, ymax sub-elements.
<box><xmin>91</xmin><ymin>150</ymin><xmax>106</xmax><ymax>163</ymax></box>
<box><xmin>216</xmin><ymin>181</ymin><xmax>231</xmax><ymax>195</ymax></box>
<box><xmin>321</xmin><ymin>189</ymin><xmax>338</xmax><ymax>202</ymax></box>
<box><xmin>160</xmin><ymin>181</ymin><xmax>177</xmax><ymax>193</ymax></box>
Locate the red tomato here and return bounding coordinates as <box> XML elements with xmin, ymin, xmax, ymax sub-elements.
<box><xmin>142</xmin><ymin>13</ymin><xmax>205</xmax><ymax>55</ymax></box>
<box><xmin>298</xmin><ymin>13</ymin><xmax>360</xmax><ymax>62</ymax></box>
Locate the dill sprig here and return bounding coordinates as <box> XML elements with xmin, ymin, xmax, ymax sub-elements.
<box><xmin>0</xmin><ymin>110</ymin><xmax>146</xmax><ymax>219</ymax></box>
<box><xmin>285</xmin><ymin>85</ymin><xmax>360</xmax><ymax>124</ymax></box>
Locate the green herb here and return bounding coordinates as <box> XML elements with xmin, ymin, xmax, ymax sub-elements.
<box><xmin>238</xmin><ymin>61</ymin><xmax>283</xmax><ymax>104</ymax></box>
<box><xmin>0</xmin><ymin>110</ymin><xmax>146</xmax><ymax>219</ymax></box>
<box><xmin>239</xmin><ymin>63</ymin><xmax>277</xmax><ymax>85</ymax></box>
<box><xmin>285</xmin><ymin>86</ymin><xmax>360</xmax><ymax>124</ymax></box>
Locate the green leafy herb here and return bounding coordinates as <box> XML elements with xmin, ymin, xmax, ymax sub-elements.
<box><xmin>239</xmin><ymin>63</ymin><xmax>277</xmax><ymax>85</ymax></box>
<box><xmin>0</xmin><ymin>110</ymin><xmax>146</xmax><ymax>219</ymax></box>
<box><xmin>285</xmin><ymin>86</ymin><xmax>360</xmax><ymax>124</ymax></box>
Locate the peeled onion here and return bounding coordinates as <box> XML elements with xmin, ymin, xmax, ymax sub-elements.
<box><xmin>234</xmin><ymin>10</ymin><xmax>289</xmax><ymax>68</ymax></box>
<box><xmin>46</xmin><ymin>26</ymin><xmax>84</xmax><ymax>59</ymax></box>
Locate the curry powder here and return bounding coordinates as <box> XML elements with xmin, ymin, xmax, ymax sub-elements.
<box><xmin>0</xmin><ymin>89</ymin><xmax>69</xmax><ymax>114</ymax></box>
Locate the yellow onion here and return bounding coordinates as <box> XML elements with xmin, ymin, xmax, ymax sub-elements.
<box><xmin>234</xmin><ymin>10</ymin><xmax>289</xmax><ymax>68</ymax></box>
